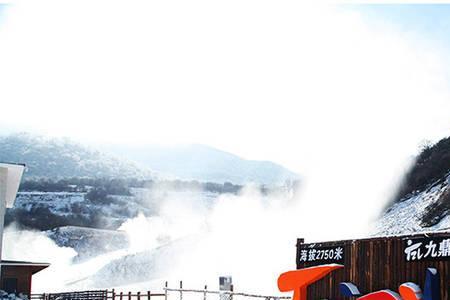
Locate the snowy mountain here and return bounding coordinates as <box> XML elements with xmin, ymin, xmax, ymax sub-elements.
<box><xmin>0</xmin><ymin>133</ymin><xmax>153</xmax><ymax>179</ymax></box>
<box><xmin>1</xmin><ymin>133</ymin><xmax>298</xmax><ymax>186</ymax></box>
<box><xmin>374</xmin><ymin>173</ymin><xmax>450</xmax><ymax>235</ymax></box>
<box><xmin>103</xmin><ymin>144</ymin><xmax>299</xmax><ymax>185</ymax></box>
<box><xmin>374</xmin><ymin>137</ymin><xmax>450</xmax><ymax>236</ymax></box>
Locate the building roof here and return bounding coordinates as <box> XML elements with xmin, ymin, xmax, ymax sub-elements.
<box><xmin>1</xmin><ymin>260</ymin><xmax>50</xmax><ymax>267</ymax></box>
<box><xmin>1</xmin><ymin>260</ymin><xmax>50</xmax><ymax>274</ymax></box>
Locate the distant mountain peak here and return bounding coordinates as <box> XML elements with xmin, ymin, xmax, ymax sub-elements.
<box><xmin>0</xmin><ymin>133</ymin><xmax>153</xmax><ymax>180</ymax></box>
<box><xmin>1</xmin><ymin>132</ymin><xmax>299</xmax><ymax>186</ymax></box>
<box><xmin>103</xmin><ymin>143</ymin><xmax>300</xmax><ymax>185</ymax></box>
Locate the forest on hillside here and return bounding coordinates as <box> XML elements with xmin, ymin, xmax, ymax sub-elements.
<box><xmin>393</xmin><ymin>136</ymin><xmax>450</xmax><ymax>227</ymax></box>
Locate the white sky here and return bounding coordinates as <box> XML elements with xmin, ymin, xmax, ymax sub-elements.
<box><xmin>0</xmin><ymin>0</ymin><xmax>449</xmax><ymax>250</ymax></box>
<box><xmin>0</xmin><ymin>1</ymin><xmax>449</xmax><ymax>215</ymax></box>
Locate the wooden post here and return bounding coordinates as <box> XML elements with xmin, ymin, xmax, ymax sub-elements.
<box><xmin>147</xmin><ymin>291</ymin><xmax>151</xmax><ymax>300</ymax></box>
<box><xmin>203</xmin><ymin>285</ymin><xmax>207</xmax><ymax>300</ymax></box>
<box><xmin>112</xmin><ymin>289</ymin><xmax>116</xmax><ymax>300</ymax></box>
<box><xmin>179</xmin><ymin>281</ymin><xmax>183</xmax><ymax>300</ymax></box>
<box><xmin>165</xmin><ymin>281</ymin><xmax>168</xmax><ymax>300</ymax></box>
<box><xmin>230</xmin><ymin>284</ymin><xmax>234</xmax><ymax>300</ymax></box>
<box><xmin>120</xmin><ymin>292</ymin><xmax>123</xmax><ymax>300</ymax></box>
<box><xmin>137</xmin><ymin>292</ymin><xmax>141</xmax><ymax>300</ymax></box>
<box><xmin>128</xmin><ymin>291</ymin><xmax>132</xmax><ymax>300</ymax></box>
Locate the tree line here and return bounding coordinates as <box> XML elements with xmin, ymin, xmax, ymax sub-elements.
<box><xmin>19</xmin><ymin>177</ymin><xmax>244</xmax><ymax>195</ymax></box>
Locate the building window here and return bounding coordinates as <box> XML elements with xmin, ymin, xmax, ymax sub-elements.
<box><xmin>3</xmin><ymin>278</ymin><xmax>18</xmax><ymax>294</ymax></box>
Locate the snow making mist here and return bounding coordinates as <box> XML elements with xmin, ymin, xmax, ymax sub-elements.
<box><xmin>3</xmin><ymin>183</ymin><xmax>302</xmax><ymax>294</ymax></box>
<box><xmin>85</xmin><ymin>183</ymin><xmax>305</xmax><ymax>295</ymax></box>
<box><xmin>2</xmin><ymin>224</ymin><xmax>133</xmax><ymax>293</ymax></box>
<box><xmin>161</xmin><ymin>186</ymin><xmax>303</xmax><ymax>294</ymax></box>
<box><xmin>2</xmin><ymin>225</ymin><xmax>77</xmax><ymax>292</ymax></box>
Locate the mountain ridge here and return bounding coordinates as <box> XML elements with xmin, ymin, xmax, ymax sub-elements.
<box><xmin>103</xmin><ymin>143</ymin><xmax>300</xmax><ymax>185</ymax></box>
<box><xmin>0</xmin><ymin>133</ymin><xmax>153</xmax><ymax>180</ymax></box>
<box><xmin>0</xmin><ymin>133</ymin><xmax>299</xmax><ymax>186</ymax></box>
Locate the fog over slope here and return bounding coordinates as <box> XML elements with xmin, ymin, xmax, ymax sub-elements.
<box><xmin>1</xmin><ymin>132</ymin><xmax>300</xmax><ymax>293</ymax></box>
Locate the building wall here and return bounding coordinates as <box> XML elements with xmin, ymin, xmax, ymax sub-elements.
<box><xmin>296</xmin><ymin>232</ymin><xmax>450</xmax><ymax>300</ymax></box>
<box><xmin>1</xmin><ymin>266</ymin><xmax>33</xmax><ymax>296</ymax></box>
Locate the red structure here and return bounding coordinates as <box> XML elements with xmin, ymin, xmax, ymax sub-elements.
<box><xmin>1</xmin><ymin>260</ymin><xmax>49</xmax><ymax>296</ymax></box>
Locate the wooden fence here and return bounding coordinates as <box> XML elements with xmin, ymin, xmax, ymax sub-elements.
<box><xmin>296</xmin><ymin>231</ymin><xmax>450</xmax><ymax>300</ymax></box>
<box><xmin>31</xmin><ymin>290</ymin><xmax>165</xmax><ymax>300</ymax></box>
<box><xmin>108</xmin><ymin>290</ymin><xmax>165</xmax><ymax>300</ymax></box>
<box><xmin>31</xmin><ymin>290</ymin><xmax>107</xmax><ymax>300</ymax></box>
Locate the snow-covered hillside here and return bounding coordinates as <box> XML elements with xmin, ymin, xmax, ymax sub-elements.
<box><xmin>8</xmin><ymin>190</ymin><xmax>153</xmax><ymax>230</ymax></box>
<box><xmin>373</xmin><ymin>173</ymin><xmax>450</xmax><ymax>236</ymax></box>
<box><xmin>374</xmin><ymin>136</ymin><xmax>450</xmax><ymax>236</ymax></box>
<box><xmin>46</xmin><ymin>226</ymin><xmax>130</xmax><ymax>261</ymax></box>
<box><xmin>75</xmin><ymin>236</ymin><xmax>200</xmax><ymax>289</ymax></box>
<box><xmin>0</xmin><ymin>133</ymin><xmax>153</xmax><ymax>179</ymax></box>
<box><xmin>8</xmin><ymin>188</ymin><xmax>220</xmax><ymax>231</ymax></box>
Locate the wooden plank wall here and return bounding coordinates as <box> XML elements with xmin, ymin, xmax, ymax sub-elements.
<box><xmin>296</xmin><ymin>232</ymin><xmax>450</xmax><ymax>300</ymax></box>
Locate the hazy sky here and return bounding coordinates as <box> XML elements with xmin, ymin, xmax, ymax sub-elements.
<box><xmin>1</xmin><ymin>1</ymin><xmax>450</xmax><ymax>247</ymax></box>
<box><xmin>0</xmin><ymin>2</ymin><xmax>449</xmax><ymax>176</ymax></box>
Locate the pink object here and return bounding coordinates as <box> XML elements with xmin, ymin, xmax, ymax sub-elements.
<box><xmin>357</xmin><ymin>290</ymin><xmax>402</xmax><ymax>300</ymax></box>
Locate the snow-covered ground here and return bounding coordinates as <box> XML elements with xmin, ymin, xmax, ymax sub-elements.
<box><xmin>9</xmin><ymin>188</ymin><xmax>220</xmax><ymax>233</ymax></box>
<box><xmin>15</xmin><ymin>192</ymin><xmax>85</xmax><ymax>215</ymax></box>
<box><xmin>0</xmin><ymin>290</ymin><xmax>28</xmax><ymax>300</ymax></box>
<box><xmin>373</xmin><ymin>174</ymin><xmax>450</xmax><ymax>236</ymax></box>
<box><xmin>70</xmin><ymin>236</ymin><xmax>202</xmax><ymax>290</ymax></box>
<box><xmin>14</xmin><ymin>188</ymin><xmax>219</xmax><ymax>217</ymax></box>
<box><xmin>46</xmin><ymin>226</ymin><xmax>130</xmax><ymax>261</ymax></box>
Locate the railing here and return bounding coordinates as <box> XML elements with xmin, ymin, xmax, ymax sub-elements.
<box><xmin>31</xmin><ymin>290</ymin><xmax>165</xmax><ymax>300</ymax></box>
<box><xmin>107</xmin><ymin>290</ymin><xmax>165</xmax><ymax>300</ymax></box>
<box><xmin>164</xmin><ymin>281</ymin><xmax>290</xmax><ymax>300</ymax></box>
<box><xmin>31</xmin><ymin>282</ymin><xmax>290</xmax><ymax>300</ymax></box>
